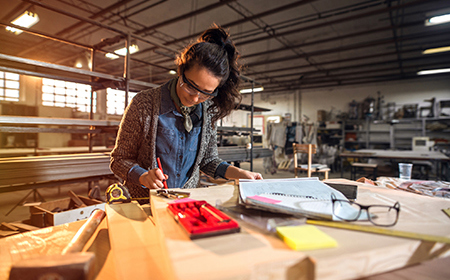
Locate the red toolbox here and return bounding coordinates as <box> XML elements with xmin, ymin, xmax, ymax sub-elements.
<box><xmin>167</xmin><ymin>200</ymin><xmax>240</xmax><ymax>239</ymax></box>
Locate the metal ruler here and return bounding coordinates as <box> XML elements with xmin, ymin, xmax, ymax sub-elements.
<box><xmin>307</xmin><ymin>220</ymin><xmax>450</xmax><ymax>244</ymax></box>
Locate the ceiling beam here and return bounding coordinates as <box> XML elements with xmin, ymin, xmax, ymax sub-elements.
<box><xmin>135</xmin><ymin>0</ymin><xmax>237</xmax><ymax>35</ymax></box>
<box><xmin>235</xmin><ymin>0</ymin><xmax>434</xmax><ymax>47</ymax></box>
<box><xmin>245</xmin><ymin>28</ymin><xmax>448</xmax><ymax>68</ymax></box>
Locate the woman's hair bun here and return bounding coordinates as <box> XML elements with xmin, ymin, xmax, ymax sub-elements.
<box><xmin>199</xmin><ymin>24</ymin><xmax>230</xmax><ymax>50</ymax></box>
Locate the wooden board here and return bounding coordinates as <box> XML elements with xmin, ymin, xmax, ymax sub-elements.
<box><xmin>152</xmin><ymin>185</ymin><xmax>313</xmax><ymax>280</ymax></box>
<box><xmin>105</xmin><ymin>201</ymin><xmax>176</xmax><ymax>280</ymax></box>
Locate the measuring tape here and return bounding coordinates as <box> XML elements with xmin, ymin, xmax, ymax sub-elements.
<box><xmin>307</xmin><ymin>219</ymin><xmax>450</xmax><ymax>244</ymax></box>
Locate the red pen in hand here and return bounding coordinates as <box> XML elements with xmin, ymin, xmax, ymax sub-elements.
<box><xmin>157</xmin><ymin>157</ymin><xmax>168</xmax><ymax>189</ymax></box>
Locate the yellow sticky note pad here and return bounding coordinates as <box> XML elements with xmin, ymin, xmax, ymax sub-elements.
<box><xmin>276</xmin><ymin>225</ymin><xmax>338</xmax><ymax>251</ymax></box>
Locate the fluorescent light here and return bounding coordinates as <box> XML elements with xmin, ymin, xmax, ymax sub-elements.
<box><xmin>422</xmin><ymin>46</ymin><xmax>450</xmax><ymax>55</ymax></box>
<box><xmin>240</xmin><ymin>87</ymin><xmax>264</xmax><ymax>93</ymax></box>
<box><xmin>417</xmin><ymin>68</ymin><xmax>450</xmax><ymax>75</ymax></box>
<box><xmin>6</xmin><ymin>11</ymin><xmax>39</xmax><ymax>35</ymax></box>
<box><xmin>106</xmin><ymin>44</ymin><xmax>139</xmax><ymax>59</ymax></box>
<box><xmin>114</xmin><ymin>44</ymin><xmax>139</xmax><ymax>56</ymax></box>
<box><xmin>105</xmin><ymin>53</ymin><xmax>120</xmax><ymax>59</ymax></box>
<box><xmin>425</xmin><ymin>14</ymin><xmax>450</xmax><ymax>26</ymax></box>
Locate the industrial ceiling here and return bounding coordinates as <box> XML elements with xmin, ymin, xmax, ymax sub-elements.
<box><xmin>0</xmin><ymin>0</ymin><xmax>449</xmax><ymax>94</ymax></box>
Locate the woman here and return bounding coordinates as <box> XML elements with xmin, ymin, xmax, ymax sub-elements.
<box><xmin>110</xmin><ymin>25</ymin><xmax>262</xmax><ymax>201</ymax></box>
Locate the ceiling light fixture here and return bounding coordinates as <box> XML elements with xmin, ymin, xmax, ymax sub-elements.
<box><xmin>6</xmin><ymin>11</ymin><xmax>40</xmax><ymax>35</ymax></box>
<box><xmin>105</xmin><ymin>53</ymin><xmax>120</xmax><ymax>59</ymax></box>
<box><xmin>169</xmin><ymin>70</ymin><xmax>177</xmax><ymax>75</ymax></box>
<box><xmin>114</xmin><ymin>44</ymin><xmax>139</xmax><ymax>56</ymax></box>
<box><xmin>425</xmin><ymin>14</ymin><xmax>450</xmax><ymax>26</ymax></box>
<box><xmin>417</xmin><ymin>68</ymin><xmax>450</xmax><ymax>75</ymax></box>
<box><xmin>105</xmin><ymin>44</ymin><xmax>139</xmax><ymax>60</ymax></box>
<box><xmin>240</xmin><ymin>87</ymin><xmax>264</xmax><ymax>94</ymax></box>
<box><xmin>422</xmin><ymin>46</ymin><xmax>450</xmax><ymax>55</ymax></box>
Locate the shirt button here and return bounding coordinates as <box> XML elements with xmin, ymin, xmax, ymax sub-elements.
<box><xmin>177</xmin><ymin>174</ymin><xmax>180</xmax><ymax>177</ymax></box>
<box><xmin>181</xmin><ymin>136</ymin><xmax>184</xmax><ymax>140</ymax></box>
<box><xmin>179</xmin><ymin>155</ymin><xmax>182</xmax><ymax>160</ymax></box>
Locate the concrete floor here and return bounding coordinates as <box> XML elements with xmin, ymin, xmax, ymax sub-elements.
<box><xmin>0</xmin><ymin>158</ymin><xmax>350</xmax><ymax>227</ymax></box>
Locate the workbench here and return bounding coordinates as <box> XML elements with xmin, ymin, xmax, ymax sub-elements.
<box><xmin>340</xmin><ymin>149</ymin><xmax>450</xmax><ymax>180</ymax></box>
<box><xmin>1</xmin><ymin>179</ymin><xmax>449</xmax><ymax>279</ymax></box>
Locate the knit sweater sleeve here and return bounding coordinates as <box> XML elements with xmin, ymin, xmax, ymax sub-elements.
<box><xmin>110</xmin><ymin>91</ymin><xmax>150</xmax><ymax>181</ymax></box>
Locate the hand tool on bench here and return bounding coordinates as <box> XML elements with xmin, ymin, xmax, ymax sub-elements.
<box><xmin>9</xmin><ymin>209</ymin><xmax>106</xmax><ymax>280</ymax></box>
<box><xmin>106</xmin><ymin>183</ymin><xmax>133</xmax><ymax>204</ymax></box>
<box><xmin>106</xmin><ymin>183</ymin><xmax>189</xmax><ymax>204</ymax></box>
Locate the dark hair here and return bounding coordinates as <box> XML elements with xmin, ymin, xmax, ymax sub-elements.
<box><xmin>176</xmin><ymin>24</ymin><xmax>241</xmax><ymax>124</ymax></box>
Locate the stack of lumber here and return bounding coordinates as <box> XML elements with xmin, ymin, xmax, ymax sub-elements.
<box><xmin>0</xmin><ymin>153</ymin><xmax>113</xmax><ymax>193</ymax></box>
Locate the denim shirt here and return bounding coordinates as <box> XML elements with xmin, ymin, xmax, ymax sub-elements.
<box><xmin>127</xmin><ymin>80</ymin><xmax>229</xmax><ymax>189</ymax></box>
<box><xmin>155</xmin><ymin>88</ymin><xmax>202</xmax><ymax>188</ymax></box>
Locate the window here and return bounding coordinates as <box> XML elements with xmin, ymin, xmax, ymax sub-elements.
<box><xmin>107</xmin><ymin>88</ymin><xmax>137</xmax><ymax>115</ymax></box>
<box><xmin>0</xmin><ymin>71</ymin><xmax>20</xmax><ymax>101</ymax></box>
<box><xmin>42</xmin><ymin>78</ymin><xmax>96</xmax><ymax>112</ymax></box>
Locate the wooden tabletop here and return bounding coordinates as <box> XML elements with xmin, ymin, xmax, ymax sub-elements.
<box><xmin>1</xmin><ymin>179</ymin><xmax>449</xmax><ymax>280</ymax></box>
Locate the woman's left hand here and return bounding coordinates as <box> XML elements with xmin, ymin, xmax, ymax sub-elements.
<box><xmin>225</xmin><ymin>166</ymin><xmax>263</xmax><ymax>180</ymax></box>
<box><xmin>242</xmin><ymin>170</ymin><xmax>263</xmax><ymax>180</ymax></box>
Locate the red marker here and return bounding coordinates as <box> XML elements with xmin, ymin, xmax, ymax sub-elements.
<box><xmin>157</xmin><ymin>157</ymin><xmax>168</xmax><ymax>189</ymax></box>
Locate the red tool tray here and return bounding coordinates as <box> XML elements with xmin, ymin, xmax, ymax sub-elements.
<box><xmin>167</xmin><ymin>200</ymin><xmax>240</xmax><ymax>239</ymax></box>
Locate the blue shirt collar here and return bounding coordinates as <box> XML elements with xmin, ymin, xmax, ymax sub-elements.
<box><xmin>160</xmin><ymin>80</ymin><xmax>177</xmax><ymax>115</ymax></box>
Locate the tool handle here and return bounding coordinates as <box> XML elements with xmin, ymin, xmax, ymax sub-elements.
<box><xmin>62</xmin><ymin>209</ymin><xmax>106</xmax><ymax>255</ymax></box>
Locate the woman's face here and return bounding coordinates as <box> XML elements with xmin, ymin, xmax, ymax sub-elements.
<box><xmin>177</xmin><ymin>64</ymin><xmax>221</xmax><ymax>107</ymax></box>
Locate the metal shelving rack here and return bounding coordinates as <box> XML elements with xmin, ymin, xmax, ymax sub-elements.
<box><xmin>342</xmin><ymin>117</ymin><xmax>450</xmax><ymax>150</ymax></box>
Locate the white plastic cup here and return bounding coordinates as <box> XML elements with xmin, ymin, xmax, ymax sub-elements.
<box><xmin>398</xmin><ymin>163</ymin><xmax>413</xmax><ymax>180</ymax></box>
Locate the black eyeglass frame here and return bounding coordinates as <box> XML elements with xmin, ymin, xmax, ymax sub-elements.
<box><xmin>182</xmin><ymin>73</ymin><xmax>218</xmax><ymax>98</ymax></box>
<box><xmin>330</xmin><ymin>193</ymin><xmax>401</xmax><ymax>227</ymax></box>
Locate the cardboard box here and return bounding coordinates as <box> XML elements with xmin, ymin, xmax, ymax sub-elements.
<box><xmin>29</xmin><ymin>195</ymin><xmax>105</xmax><ymax>227</ymax></box>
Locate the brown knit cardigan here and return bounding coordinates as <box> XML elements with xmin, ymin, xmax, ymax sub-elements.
<box><xmin>110</xmin><ymin>81</ymin><xmax>223</xmax><ymax>199</ymax></box>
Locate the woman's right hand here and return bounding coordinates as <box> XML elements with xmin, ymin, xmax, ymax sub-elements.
<box><xmin>139</xmin><ymin>168</ymin><xmax>168</xmax><ymax>189</ymax></box>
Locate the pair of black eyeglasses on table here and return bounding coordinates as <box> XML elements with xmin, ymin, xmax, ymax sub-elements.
<box><xmin>182</xmin><ymin>73</ymin><xmax>218</xmax><ymax>98</ymax></box>
<box><xmin>330</xmin><ymin>193</ymin><xmax>401</xmax><ymax>227</ymax></box>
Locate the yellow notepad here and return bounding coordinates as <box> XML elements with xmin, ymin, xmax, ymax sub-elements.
<box><xmin>276</xmin><ymin>225</ymin><xmax>338</xmax><ymax>251</ymax></box>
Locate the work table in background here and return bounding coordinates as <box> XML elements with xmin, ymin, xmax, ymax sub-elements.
<box><xmin>1</xmin><ymin>179</ymin><xmax>449</xmax><ymax>280</ymax></box>
<box><xmin>340</xmin><ymin>149</ymin><xmax>450</xmax><ymax>180</ymax></box>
